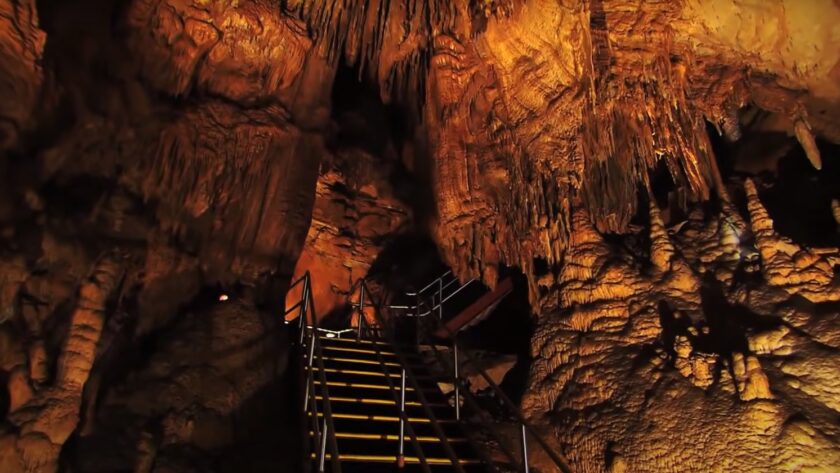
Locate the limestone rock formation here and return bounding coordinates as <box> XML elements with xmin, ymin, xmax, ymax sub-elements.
<box><xmin>289</xmin><ymin>149</ymin><xmax>410</xmax><ymax>317</ymax></box>
<box><xmin>522</xmin><ymin>195</ymin><xmax>840</xmax><ymax>471</ymax></box>
<box><xmin>1</xmin><ymin>0</ymin><xmax>840</xmax><ymax>471</ymax></box>
<box><xmin>745</xmin><ymin>178</ymin><xmax>840</xmax><ymax>302</ymax></box>
<box><xmin>0</xmin><ymin>0</ymin><xmax>45</xmax><ymax>149</ymax></box>
<box><xmin>1</xmin><ymin>255</ymin><xmax>123</xmax><ymax>473</ymax></box>
<box><xmin>71</xmin><ymin>300</ymin><xmax>292</xmax><ymax>473</ymax></box>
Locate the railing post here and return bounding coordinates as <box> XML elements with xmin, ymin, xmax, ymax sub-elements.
<box><xmin>415</xmin><ymin>292</ymin><xmax>421</xmax><ymax>345</ymax></box>
<box><xmin>398</xmin><ymin>367</ymin><xmax>406</xmax><ymax>468</ymax></box>
<box><xmin>319</xmin><ymin>417</ymin><xmax>328</xmax><ymax>472</ymax></box>
<box><xmin>520</xmin><ymin>423</ymin><xmax>530</xmax><ymax>473</ymax></box>
<box><xmin>357</xmin><ymin>283</ymin><xmax>366</xmax><ymax>342</ymax></box>
<box><xmin>438</xmin><ymin>277</ymin><xmax>443</xmax><ymax>320</ymax></box>
<box><xmin>299</xmin><ymin>275</ymin><xmax>310</xmax><ymax>344</ymax></box>
<box><xmin>304</xmin><ymin>329</ymin><xmax>317</xmax><ymax>413</ymax></box>
<box><xmin>453</xmin><ymin>339</ymin><xmax>460</xmax><ymax>421</ymax></box>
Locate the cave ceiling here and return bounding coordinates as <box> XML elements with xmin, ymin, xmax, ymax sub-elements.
<box><xmin>2</xmin><ymin>0</ymin><xmax>840</xmax><ymax>472</ymax></box>
<box><xmin>1</xmin><ymin>0</ymin><xmax>838</xmax><ymax>293</ymax></box>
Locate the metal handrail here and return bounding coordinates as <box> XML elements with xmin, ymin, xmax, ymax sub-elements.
<box><xmin>366</xmin><ymin>326</ymin><xmax>433</xmax><ymax>472</ymax></box>
<box><xmin>391</xmin><ymin>270</ymin><xmax>478</xmax><ymax>317</ymax></box>
<box><xmin>408</xmin><ymin>270</ymin><xmax>453</xmax><ymax>296</ymax></box>
<box><xmin>290</xmin><ymin>272</ymin><xmax>342</xmax><ymax>473</ymax></box>
<box><xmin>360</xmin><ymin>280</ymin><xmax>468</xmax><ymax>473</ymax></box>
<box><xmin>422</xmin><ymin>340</ymin><xmax>520</xmax><ymax>471</ymax></box>
<box><xmin>393</xmin><ymin>273</ymin><xmax>573</xmax><ymax>473</ymax></box>
<box><xmin>305</xmin><ymin>342</ymin><xmax>325</xmax><ymax>472</ymax></box>
<box><xmin>310</xmin><ymin>288</ymin><xmax>342</xmax><ymax>473</ymax></box>
<box><xmin>436</xmin><ymin>308</ymin><xmax>572</xmax><ymax>473</ymax></box>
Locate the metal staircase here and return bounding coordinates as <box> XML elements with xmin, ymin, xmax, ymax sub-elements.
<box><xmin>285</xmin><ymin>271</ymin><xmax>572</xmax><ymax>473</ymax></box>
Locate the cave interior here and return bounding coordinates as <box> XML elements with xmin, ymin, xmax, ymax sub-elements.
<box><xmin>1</xmin><ymin>0</ymin><xmax>840</xmax><ymax>472</ymax></box>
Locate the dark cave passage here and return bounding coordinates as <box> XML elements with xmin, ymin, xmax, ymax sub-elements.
<box><xmin>708</xmin><ymin>113</ymin><xmax>840</xmax><ymax>248</ymax></box>
<box><xmin>329</xmin><ymin>60</ymin><xmax>438</xmax><ymax>229</ymax></box>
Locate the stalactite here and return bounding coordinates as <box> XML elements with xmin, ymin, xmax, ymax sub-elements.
<box><xmin>285</xmin><ymin>0</ymin><xmax>456</xmax><ymax>111</ymax></box>
<box><xmin>793</xmin><ymin>117</ymin><xmax>822</xmax><ymax>170</ymax></box>
<box><xmin>578</xmin><ymin>1</ymin><xmax>720</xmax><ymax>234</ymax></box>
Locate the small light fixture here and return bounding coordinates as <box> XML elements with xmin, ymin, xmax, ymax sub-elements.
<box><xmin>325</xmin><ymin>332</ymin><xmax>337</xmax><ymax>338</ymax></box>
<box><xmin>218</xmin><ymin>294</ymin><xmax>229</xmax><ymax>302</ymax></box>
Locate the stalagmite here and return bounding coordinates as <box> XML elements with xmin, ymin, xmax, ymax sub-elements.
<box><xmin>732</xmin><ymin>352</ymin><xmax>773</xmax><ymax>401</ymax></box>
<box><xmin>745</xmin><ymin>178</ymin><xmax>840</xmax><ymax>302</ymax></box>
<box><xmin>1</xmin><ymin>0</ymin><xmax>840</xmax><ymax>471</ymax></box>
<box><xmin>1</xmin><ymin>255</ymin><xmax>123</xmax><ymax>473</ymax></box>
<box><xmin>649</xmin><ymin>198</ymin><xmax>701</xmax><ymax>306</ymax></box>
<box><xmin>649</xmin><ymin>200</ymin><xmax>676</xmax><ymax>272</ymax></box>
<box><xmin>133</xmin><ymin>430</ymin><xmax>158</xmax><ymax>473</ymax></box>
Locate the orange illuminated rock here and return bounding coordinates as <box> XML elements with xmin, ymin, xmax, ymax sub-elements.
<box><xmin>1</xmin><ymin>0</ymin><xmax>840</xmax><ymax>471</ymax></box>
<box><xmin>745</xmin><ymin>178</ymin><xmax>840</xmax><ymax>302</ymax></box>
<box><xmin>287</xmin><ymin>150</ymin><xmax>409</xmax><ymax>319</ymax></box>
<box><xmin>0</xmin><ymin>256</ymin><xmax>123</xmax><ymax>473</ymax></box>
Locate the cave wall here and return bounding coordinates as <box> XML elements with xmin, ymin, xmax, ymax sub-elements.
<box><xmin>288</xmin><ymin>148</ymin><xmax>410</xmax><ymax>318</ymax></box>
<box><xmin>425</xmin><ymin>0</ymin><xmax>840</xmax><ymax>298</ymax></box>
<box><xmin>522</xmin><ymin>182</ymin><xmax>840</xmax><ymax>471</ymax></box>
<box><xmin>0</xmin><ymin>0</ymin><xmax>44</xmax><ymax>149</ymax></box>
<box><xmin>1</xmin><ymin>0</ymin><xmax>840</xmax><ymax>472</ymax></box>
<box><xmin>0</xmin><ymin>0</ymin><xmax>331</xmax><ymax>471</ymax></box>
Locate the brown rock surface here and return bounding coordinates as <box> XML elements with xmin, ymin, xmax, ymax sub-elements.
<box><xmin>0</xmin><ymin>0</ymin><xmax>45</xmax><ymax>148</ymax></box>
<box><xmin>289</xmin><ymin>149</ymin><xmax>410</xmax><ymax>317</ymax></box>
<box><xmin>1</xmin><ymin>0</ymin><xmax>840</xmax><ymax>471</ymax></box>
<box><xmin>1</xmin><ymin>255</ymin><xmax>123</xmax><ymax>473</ymax></box>
<box><xmin>70</xmin><ymin>300</ymin><xmax>292</xmax><ymax>473</ymax></box>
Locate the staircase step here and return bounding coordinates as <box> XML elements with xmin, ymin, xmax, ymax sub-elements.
<box><xmin>319</xmin><ymin>415</ymin><xmax>468</xmax><ymax>438</ymax></box>
<box><xmin>319</xmin><ymin>356</ymin><xmax>435</xmax><ymax>376</ymax></box>
<box><xmin>318</xmin><ymin>356</ymin><xmax>401</xmax><ymax>368</ymax></box>
<box><xmin>306</xmin><ymin>366</ymin><xmax>401</xmax><ymax>379</ymax></box>
<box><xmin>318</xmin><ymin>336</ymin><xmax>450</xmax><ymax>355</ymax></box>
<box><xmin>311</xmin><ymin>382</ymin><xmax>449</xmax><ymax>405</ymax></box>
<box><xmin>321</xmin><ymin>462</ymin><xmax>489</xmax><ymax>473</ymax></box>
<box><xmin>307</xmin><ymin>366</ymin><xmax>442</xmax><ymax>385</ymax></box>
<box><xmin>314</xmin><ymin>398</ymin><xmax>455</xmax><ymax>418</ymax></box>
<box><xmin>308</xmin><ymin>411</ymin><xmax>457</xmax><ymax>424</ymax></box>
<box><xmin>309</xmin><ymin>431</ymin><xmax>467</xmax><ymax>442</ymax></box>
<box><xmin>318</xmin><ymin>336</ymin><xmax>389</xmax><ymax>346</ymax></box>
<box><xmin>313</xmin><ymin>379</ymin><xmax>447</xmax><ymax>397</ymax></box>
<box><xmin>327</xmin><ymin>436</ymin><xmax>479</xmax><ymax>460</ymax></box>
<box><xmin>318</xmin><ymin>344</ymin><xmax>424</xmax><ymax>364</ymax></box>
<box><xmin>321</xmin><ymin>345</ymin><xmax>401</xmax><ymax>357</ymax></box>
<box><xmin>310</xmin><ymin>453</ymin><xmax>481</xmax><ymax>466</ymax></box>
<box><xmin>316</xmin><ymin>395</ymin><xmax>448</xmax><ymax>408</ymax></box>
<box><xmin>307</xmin><ymin>433</ymin><xmax>479</xmax><ymax>460</ymax></box>
<box><xmin>313</xmin><ymin>379</ymin><xmax>418</xmax><ymax>392</ymax></box>
<box><xmin>317</xmin><ymin>337</ymin><xmax>425</xmax><ymax>356</ymax></box>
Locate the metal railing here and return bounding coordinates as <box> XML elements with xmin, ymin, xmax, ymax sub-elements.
<box><xmin>355</xmin><ymin>279</ymin><xmax>467</xmax><ymax>472</ymax></box>
<box><xmin>347</xmin><ymin>279</ymin><xmax>383</xmax><ymax>341</ymax></box>
<box><xmin>388</xmin><ymin>270</ymin><xmax>478</xmax><ymax>319</ymax></box>
<box><xmin>285</xmin><ymin>272</ymin><xmax>342</xmax><ymax>473</ymax></box>
<box><xmin>387</xmin><ymin>271</ymin><xmax>573</xmax><ymax>473</ymax></box>
<box><xmin>286</xmin><ymin>270</ymin><xmax>571</xmax><ymax>472</ymax></box>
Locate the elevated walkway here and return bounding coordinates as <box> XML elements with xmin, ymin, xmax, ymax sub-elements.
<box><xmin>285</xmin><ymin>271</ymin><xmax>571</xmax><ymax>473</ymax></box>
